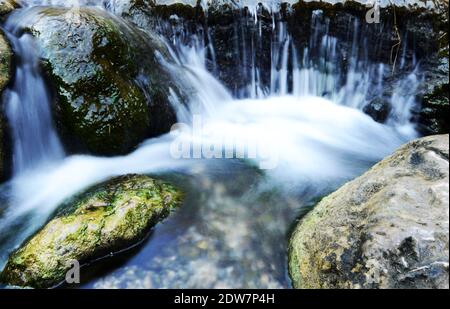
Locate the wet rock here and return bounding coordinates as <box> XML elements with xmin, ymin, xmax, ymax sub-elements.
<box><xmin>26</xmin><ymin>7</ymin><xmax>181</xmax><ymax>156</ymax></box>
<box><xmin>363</xmin><ymin>97</ymin><xmax>392</xmax><ymax>123</ymax></box>
<box><xmin>0</xmin><ymin>0</ymin><xmax>18</xmax><ymax>20</ymax></box>
<box><xmin>91</xmin><ymin>168</ymin><xmax>289</xmax><ymax>289</ymax></box>
<box><xmin>0</xmin><ymin>28</ymin><xmax>11</xmax><ymax>93</ymax></box>
<box><xmin>417</xmin><ymin>20</ymin><xmax>449</xmax><ymax>135</ymax></box>
<box><xmin>419</xmin><ymin>82</ymin><xmax>449</xmax><ymax>134</ymax></box>
<box><xmin>289</xmin><ymin>134</ymin><xmax>449</xmax><ymax>289</ymax></box>
<box><xmin>0</xmin><ymin>29</ymin><xmax>12</xmax><ymax>181</ymax></box>
<box><xmin>104</xmin><ymin>0</ymin><xmax>156</xmax><ymax>29</ymax></box>
<box><xmin>0</xmin><ymin>174</ymin><xmax>183</xmax><ymax>288</ymax></box>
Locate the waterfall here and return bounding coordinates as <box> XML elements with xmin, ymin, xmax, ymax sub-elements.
<box><xmin>2</xmin><ymin>24</ymin><xmax>64</xmax><ymax>176</ymax></box>
<box><xmin>0</xmin><ymin>1</ymin><xmax>423</xmax><ymax>288</ymax></box>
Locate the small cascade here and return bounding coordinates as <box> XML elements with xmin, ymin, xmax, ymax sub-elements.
<box><xmin>159</xmin><ymin>7</ymin><xmax>421</xmax><ymax>137</ymax></box>
<box><xmin>2</xmin><ymin>17</ymin><xmax>64</xmax><ymax>176</ymax></box>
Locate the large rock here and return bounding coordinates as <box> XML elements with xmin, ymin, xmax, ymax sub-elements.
<box><xmin>0</xmin><ymin>29</ymin><xmax>12</xmax><ymax>181</ymax></box>
<box><xmin>363</xmin><ymin>97</ymin><xmax>392</xmax><ymax>123</ymax></box>
<box><xmin>419</xmin><ymin>82</ymin><xmax>449</xmax><ymax>135</ymax></box>
<box><xmin>25</xmin><ymin>7</ymin><xmax>181</xmax><ymax>155</ymax></box>
<box><xmin>288</xmin><ymin>134</ymin><xmax>449</xmax><ymax>289</ymax></box>
<box><xmin>0</xmin><ymin>28</ymin><xmax>11</xmax><ymax>93</ymax></box>
<box><xmin>417</xmin><ymin>22</ymin><xmax>449</xmax><ymax>135</ymax></box>
<box><xmin>0</xmin><ymin>174</ymin><xmax>183</xmax><ymax>288</ymax></box>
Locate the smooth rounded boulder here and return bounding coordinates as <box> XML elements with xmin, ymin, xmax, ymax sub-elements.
<box><xmin>0</xmin><ymin>174</ymin><xmax>183</xmax><ymax>288</ymax></box>
<box><xmin>289</xmin><ymin>134</ymin><xmax>449</xmax><ymax>289</ymax></box>
<box><xmin>24</xmin><ymin>7</ymin><xmax>181</xmax><ymax>155</ymax></box>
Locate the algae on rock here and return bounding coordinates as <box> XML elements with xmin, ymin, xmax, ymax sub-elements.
<box><xmin>26</xmin><ymin>7</ymin><xmax>182</xmax><ymax>156</ymax></box>
<box><xmin>0</xmin><ymin>174</ymin><xmax>183</xmax><ymax>288</ymax></box>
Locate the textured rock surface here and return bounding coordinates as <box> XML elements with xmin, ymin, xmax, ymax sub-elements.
<box><xmin>289</xmin><ymin>134</ymin><xmax>449</xmax><ymax>289</ymax></box>
<box><xmin>0</xmin><ymin>174</ymin><xmax>183</xmax><ymax>288</ymax></box>
<box><xmin>0</xmin><ymin>28</ymin><xmax>12</xmax><ymax>181</ymax></box>
<box><xmin>0</xmin><ymin>28</ymin><xmax>11</xmax><ymax>93</ymax></box>
<box><xmin>26</xmin><ymin>7</ymin><xmax>181</xmax><ymax>156</ymax></box>
<box><xmin>0</xmin><ymin>0</ymin><xmax>18</xmax><ymax>19</ymax></box>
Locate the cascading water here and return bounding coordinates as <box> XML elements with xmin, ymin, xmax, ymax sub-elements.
<box><xmin>0</xmin><ymin>10</ymin><xmax>66</xmax><ymax>266</ymax></box>
<box><xmin>0</xmin><ymin>1</ymin><xmax>422</xmax><ymax>288</ymax></box>
<box><xmin>2</xmin><ymin>25</ymin><xmax>64</xmax><ymax>176</ymax></box>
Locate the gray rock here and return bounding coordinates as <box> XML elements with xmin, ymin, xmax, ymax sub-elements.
<box><xmin>24</xmin><ymin>6</ymin><xmax>182</xmax><ymax>156</ymax></box>
<box><xmin>289</xmin><ymin>134</ymin><xmax>449</xmax><ymax>289</ymax></box>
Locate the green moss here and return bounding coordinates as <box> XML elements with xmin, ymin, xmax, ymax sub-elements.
<box><xmin>288</xmin><ymin>193</ymin><xmax>342</xmax><ymax>288</ymax></box>
<box><xmin>0</xmin><ymin>174</ymin><xmax>183</xmax><ymax>288</ymax></box>
<box><xmin>28</xmin><ymin>7</ymin><xmax>179</xmax><ymax>155</ymax></box>
<box><xmin>0</xmin><ymin>29</ymin><xmax>11</xmax><ymax>93</ymax></box>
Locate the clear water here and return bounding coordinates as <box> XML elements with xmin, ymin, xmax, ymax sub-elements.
<box><xmin>0</xmin><ymin>1</ymin><xmax>421</xmax><ymax>288</ymax></box>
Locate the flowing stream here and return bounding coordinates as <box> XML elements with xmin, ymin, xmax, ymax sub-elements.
<box><xmin>0</xmin><ymin>1</ymin><xmax>421</xmax><ymax>288</ymax></box>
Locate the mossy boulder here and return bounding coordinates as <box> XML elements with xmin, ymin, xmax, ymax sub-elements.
<box><xmin>419</xmin><ymin>82</ymin><xmax>450</xmax><ymax>134</ymax></box>
<box><xmin>105</xmin><ymin>0</ymin><xmax>157</xmax><ymax>30</ymax></box>
<box><xmin>289</xmin><ymin>134</ymin><xmax>449</xmax><ymax>289</ymax></box>
<box><xmin>0</xmin><ymin>174</ymin><xmax>183</xmax><ymax>288</ymax></box>
<box><xmin>0</xmin><ymin>29</ymin><xmax>12</xmax><ymax>181</ymax></box>
<box><xmin>26</xmin><ymin>7</ymin><xmax>181</xmax><ymax>155</ymax></box>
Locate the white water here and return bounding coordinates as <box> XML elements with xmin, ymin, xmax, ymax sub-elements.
<box><xmin>0</xmin><ymin>1</ymin><xmax>421</xmax><ymax>287</ymax></box>
<box><xmin>2</xmin><ymin>30</ymin><xmax>64</xmax><ymax>175</ymax></box>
